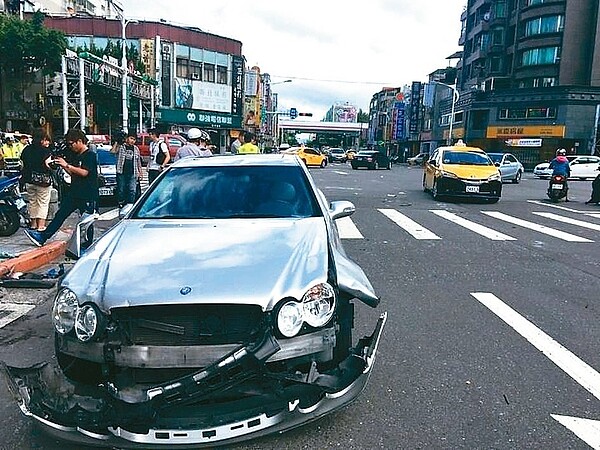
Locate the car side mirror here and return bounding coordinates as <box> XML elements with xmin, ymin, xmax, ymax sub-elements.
<box><xmin>65</xmin><ymin>211</ymin><xmax>98</xmax><ymax>259</ymax></box>
<box><xmin>495</xmin><ymin>162</ymin><xmax>500</xmax><ymax>167</ymax></box>
<box><xmin>330</xmin><ymin>200</ymin><xmax>355</xmax><ymax>220</ymax></box>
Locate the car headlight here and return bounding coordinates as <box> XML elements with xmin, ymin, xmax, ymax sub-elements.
<box><xmin>277</xmin><ymin>301</ymin><xmax>304</xmax><ymax>338</ymax></box>
<box><xmin>52</xmin><ymin>288</ymin><xmax>78</xmax><ymax>334</ymax></box>
<box><xmin>488</xmin><ymin>173</ymin><xmax>501</xmax><ymax>181</ymax></box>
<box><xmin>75</xmin><ymin>304</ymin><xmax>103</xmax><ymax>342</ymax></box>
<box><xmin>440</xmin><ymin>170</ymin><xmax>458</xmax><ymax>179</ymax></box>
<box><xmin>302</xmin><ymin>283</ymin><xmax>336</xmax><ymax>328</ymax></box>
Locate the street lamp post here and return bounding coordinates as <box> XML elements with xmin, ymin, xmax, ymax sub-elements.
<box><xmin>120</xmin><ymin>15</ymin><xmax>137</xmax><ymax>133</ymax></box>
<box><xmin>431</xmin><ymin>81</ymin><xmax>459</xmax><ymax>145</ymax></box>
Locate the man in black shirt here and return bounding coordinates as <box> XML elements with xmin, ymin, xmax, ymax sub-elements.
<box><xmin>25</xmin><ymin>129</ymin><xmax>98</xmax><ymax>247</ymax></box>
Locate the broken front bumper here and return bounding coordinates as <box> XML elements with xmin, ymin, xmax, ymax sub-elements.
<box><xmin>2</xmin><ymin>313</ymin><xmax>386</xmax><ymax>449</ymax></box>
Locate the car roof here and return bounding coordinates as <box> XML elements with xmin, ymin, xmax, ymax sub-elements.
<box><xmin>171</xmin><ymin>154</ymin><xmax>302</xmax><ymax>168</ymax></box>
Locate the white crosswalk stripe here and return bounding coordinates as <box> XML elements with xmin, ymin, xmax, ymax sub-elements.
<box><xmin>533</xmin><ymin>212</ymin><xmax>600</xmax><ymax>231</ymax></box>
<box><xmin>430</xmin><ymin>210</ymin><xmax>516</xmax><ymax>241</ymax></box>
<box><xmin>481</xmin><ymin>211</ymin><xmax>593</xmax><ymax>242</ymax></box>
<box><xmin>336</xmin><ymin>216</ymin><xmax>364</xmax><ymax>239</ymax></box>
<box><xmin>378</xmin><ymin>208</ymin><xmax>441</xmax><ymax>240</ymax></box>
<box><xmin>336</xmin><ymin>208</ymin><xmax>599</xmax><ymax>243</ymax></box>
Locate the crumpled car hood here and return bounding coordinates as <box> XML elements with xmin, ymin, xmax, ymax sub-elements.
<box><xmin>63</xmin><ymin>217</ymin><xmax>378</xmax><ymax>312</ymax></box>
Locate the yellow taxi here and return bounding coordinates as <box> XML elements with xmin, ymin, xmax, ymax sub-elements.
<box><xmin>281</xmin><ymin>146</ymin><xmax>328</xmax><ymax>168</ymax></box>
<box><xmin>423</xmin><ymin>140</ymin><xmax>502</xmax><ymax>203</ymax></box>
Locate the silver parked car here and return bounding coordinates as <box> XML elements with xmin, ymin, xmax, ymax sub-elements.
<box><xmin>487</xmin><ymin>152</ymin><xmax>524</xmax><ymax>183</ymax></box>
<box><xmin>3</xmin><ymin>154</ymin><xmax>386</xmax><ymax>448</ymax></box>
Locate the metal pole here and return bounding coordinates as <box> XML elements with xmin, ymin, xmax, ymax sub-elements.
<box><xmin>139</xmin><ymin>99</ymin><xmax>142</xmax><ymax>133</ymax></box>
<box><xmin>448</xmin><ymin>89</ymin><xmax>458</xmax><ymax>145</ymax></box>
<box><xmin>61</xmin><ymin>56</ymin><xmax>69</xmax><ymax>134</ymax></box>
<box><xmin>121</xmin><ymin>15</ymin><xmax>128</xmax><ymax>132</ymax></box>
<box><xmin>79</xmin><ymin>57</ymin><xmax>86</xmax><ymax>132</ymax></box>
<box><xmin>150</xmin><ymin>87</ymin><xmax>155</xmax><ymax>128</ymax></box>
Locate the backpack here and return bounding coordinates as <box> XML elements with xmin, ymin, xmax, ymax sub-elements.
<box><xmin>155</xmin><ymin>141</ymin><xmax>168</xmax><ymax>165</ymax></box>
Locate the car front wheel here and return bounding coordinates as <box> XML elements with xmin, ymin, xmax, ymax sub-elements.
<box><xmin>513</xmin><ymin>171</ymin><xmax>522</xmax><ymax>184</ymax></box>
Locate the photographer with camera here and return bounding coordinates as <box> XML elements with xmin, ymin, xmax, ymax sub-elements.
<box><xmin>24</xmin><ymin>129</ymin><xmax>98</xmax><ymax>247</ymax></box>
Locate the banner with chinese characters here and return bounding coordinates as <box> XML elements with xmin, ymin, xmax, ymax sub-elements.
<box><xmin>174</xmin><ymin>77</ymin><xmax>232</xmax><ymax>113</ymax></box>
<box><xmin>487</xmin><ymin>125</ymin><xmax>565</xmax><ymax>138</ymax></box>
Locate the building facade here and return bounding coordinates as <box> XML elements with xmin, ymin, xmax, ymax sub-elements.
<box><xmin>452</xmin><ymin>0</ymin><xmax>600</xmax><ymax>168</ymax></box>
<box><xmin>1</xmin><ymin>8</ymin><xmax>246</xmax><ymax>151</ymax></box>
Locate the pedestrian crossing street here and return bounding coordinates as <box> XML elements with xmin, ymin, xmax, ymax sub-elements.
<box><xmin>335</xmin><ymin>205</ymin><xmax>600</xmax><ymax>243</ymax></box>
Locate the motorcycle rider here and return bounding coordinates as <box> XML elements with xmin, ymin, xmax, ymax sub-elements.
<box><xmin>548</xmin><ymin>148</ymin><xmax>571</xmax><ymax>201</ymax></box>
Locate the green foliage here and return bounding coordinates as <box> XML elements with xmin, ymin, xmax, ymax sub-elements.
<box><xmin>357</xmin><ymin>109</ymin><xmax>369</xmax><ymax>123</ymax></box>
<box><xmin>0</xmin><ymin>12</ymin><xmax>67</xmax><ymax>76</ymax></box>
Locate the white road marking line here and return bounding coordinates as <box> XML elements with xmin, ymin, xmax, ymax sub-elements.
<box><xmin>336</xmin><ymin>216</ymin><xmax>363</xmax><ymax>239</ymax></box>
<box><xmin>0</xmin><ymin>303</ymin><xmax>35</xmax><ymax>329</ymax></box>
<box><xmin>533</xmin><ymin>212</ymin><xmax>600</xmax><ymax>231</ymax></box>
<box><xmin>378</xmin><ymin>209</ymin><xmax>441</xmax><ymax>240</ymax></box>
<box><xmin>471</xmin><ymin>292</ymin><xmax>600</xmax><ymax>401</ymax></box>
<box><xmin>551</xmin><ymin>415</ymin><xmax>600</xmax><ymax>449</ymax></box>
<box><xmin>332</xmin><ymin>170</ymin><xmax>349</xmax><ymax>175</ymax></box>
<box><xmin>482</xmin><ymin>211</ymin><xmax>593</xmax><ymax>242</ymax></box>
<box><xmin>585</xmin><ymin>213</ymin><xmax>600</xmax><ymax>219</ymax></box>
<box><xmin>527</xmin><ymin>200</ymin><xmax>597</xmax><ymax>214</ymax></box>
<box><xmin>430</xmin><ymin>210</ymin><xmax>516</xmax><ymax>241</ymax></box>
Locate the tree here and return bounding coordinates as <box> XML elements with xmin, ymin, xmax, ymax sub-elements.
<box><xmin>357</xmin><ymin>109</ymin><xmax>369</xmax><ymax>123</ymax></box>
<box><xmin>0</xmin><ymin>12</ymin><xmax>67</xmax><ymax>77</ymax></box>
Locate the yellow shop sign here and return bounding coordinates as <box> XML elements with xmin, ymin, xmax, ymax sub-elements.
<box><xmin>487</xmin><ymin>125</ymin><xmax>565</xmax><ymax>138</ymax></box>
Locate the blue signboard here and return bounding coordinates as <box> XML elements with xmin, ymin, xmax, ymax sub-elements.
<box><xmin>393</xmin><ymin>102</ymin><xmax>405</xmax><ymax>140</ymax></box>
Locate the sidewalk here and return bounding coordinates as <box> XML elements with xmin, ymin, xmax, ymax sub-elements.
<box><xmin>0</xmin><ymin>213</ymin><xmax>80</xmax><ymax>277</ymax></box>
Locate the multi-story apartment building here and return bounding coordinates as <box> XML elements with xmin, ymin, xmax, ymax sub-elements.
<box><xmin>450</xmin><ymin>0</ymin><xmax>600</xmax><ymax>168</ymax></box>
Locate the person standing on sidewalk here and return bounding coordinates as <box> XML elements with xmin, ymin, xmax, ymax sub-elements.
<box><xmin>174</xmin><ymin>128</ymin><xmax>212</xmax><ymax>161</ymax></box>
<box><xmin>112</xmin><ymin>130</ymin><xmax>143</xmax><ymax>206</ymax></box>
<box><xmin>24</xmin><ymin>129</ymin><xmax>98</xmax><ymax>247</ymax></box>
<box><xmin>237</xmin><ymin>132</ymin><xmax>260</xmax><ymax>154</ymax></box>
<box><xmin>147</xmin><ymin>128</ymin><xmax>170</xmax><ymax>184</ymax></box>
<box><xmin>20</xmin><ymin>128</ymin><xmax>53</xmax><ymax>231</ymax></box>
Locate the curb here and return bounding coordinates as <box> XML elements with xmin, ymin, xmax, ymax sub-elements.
<box><xmin>0</xmin><ymin>240</ymin><xmax>67</xmax><ymax>277</ymax></box>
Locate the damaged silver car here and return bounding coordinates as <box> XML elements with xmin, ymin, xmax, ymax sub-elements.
<box><xmin>3</xmin><ymin>154</ymin><xmax>386</xmax><ymax>448</ymax></box>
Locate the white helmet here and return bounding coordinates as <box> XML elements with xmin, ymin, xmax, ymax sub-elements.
<box><xmin>556</xmin><ymin>148</ymin><xmax>566</xmax><ymax>156</ymax></box>
<box><xmin>187</xmin><ymin>128</ymin><xmax>209</xmax><ymax>142</ymax></box>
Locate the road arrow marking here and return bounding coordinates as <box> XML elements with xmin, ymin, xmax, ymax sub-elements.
<box><xmin>550</xmin><ymin>415</ymin><xmax>600</xmax><ymax>449</ymax></box>
<box><xmin>472</xmin><ymin>292</ymin><xmax>600</xmax><ymax>448</ymax></box>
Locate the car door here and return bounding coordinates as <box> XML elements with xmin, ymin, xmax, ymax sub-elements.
<box><xmin>423</xmin><ymin>150</ymin><xmax>439</xmax><ymax>189</ymax></box>
<box><xmin>500</xmin><ymin>154</ymin><xmax>517</xmax><ymax>181</ymax></box>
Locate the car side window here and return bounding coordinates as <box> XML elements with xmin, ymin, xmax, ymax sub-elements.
<box><xmin>169</xmin><ymin>138</ymin><xmax>183</xmax><ymax>147</ymax></box>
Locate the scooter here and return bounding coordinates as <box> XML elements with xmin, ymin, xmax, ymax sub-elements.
<box><xmin>0</xmin><ymin>175</ymin><xmax>29</xmax><ymax>236</ymax></box>
<box><xmin>547</xmin><ymin>174</ymin><xmax>568</xmax><ymax>202</ymax></box>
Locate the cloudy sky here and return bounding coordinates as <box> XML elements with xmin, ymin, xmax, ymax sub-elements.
<box><xmin>125</xmin><ymin>0</ymin><xmax>466</xmax><ymax>120</ymax></box>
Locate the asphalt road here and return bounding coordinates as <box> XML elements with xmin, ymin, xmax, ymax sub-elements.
<box><xmin>1</xmin><ymin>163</ymin><xmax>599</xmax><ymax>449</ymax></box>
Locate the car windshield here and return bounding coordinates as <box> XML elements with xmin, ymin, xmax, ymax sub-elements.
<box><xmin>134</xmin><ymin>165</ymin><xmax>322</xmax><ymax>219</ymax></box>
<box><xmin>97</xmin><ymin>151</ymin><xmax>116</xmax><ymax>165</ymax></box>
<box><xmin>442</xmin><ymin>150</ymin><xmax>492</xmax><ymax>166</ymax></box>
<box><xmin>330</xmin><ymin>148</ymin><xmax>344</xmax><ymax>154</ymax></box>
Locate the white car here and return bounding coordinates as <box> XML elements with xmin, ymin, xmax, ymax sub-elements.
<box><xmin>487</xmin><ymin>153</ymin><xmax>524</xmax><ymax>183</ymax></box>
<box><xmin>569</xmin><ymin>155</ymin><xmax>600</xmax><ymax>179</ymax></box>
<box><xmin>534</xmin><ymin>155</ymin><xmax>600</xmax><ymax>180</ymax></box>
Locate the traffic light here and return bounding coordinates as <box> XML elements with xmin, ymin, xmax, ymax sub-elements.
<box><xmin>289</xmin><ymin>107</ymin><xmax>298</xmax><ymax>119</ymax></box>
<box><xmin>299</xmin><ymin>112</ymin><xmax>312</xmax><ymax>117</ymax></box>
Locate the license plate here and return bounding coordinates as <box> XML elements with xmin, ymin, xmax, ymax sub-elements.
<box><xmin>15</xmin><ymin>198</ymin><xmax>26</xmax><ymax>209</ymax></box>
<box><xmin>551</xmin><ymin>184</ymin><xmax>564</xmax><ymax>190</ymax></box>
<box><xmin>465</xmin><ymin>186</ymin><xmax>479</xmax><ymax>193</ymax></box>
<box><xmin>99</xmin><ymin>187</ymin><xmax>114</xmax><ymax>196</ymax></box>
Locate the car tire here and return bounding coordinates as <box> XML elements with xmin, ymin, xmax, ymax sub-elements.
<box><xmin>513</xmin><ymin>171</ymin><xmax>522</xmax><ymax>184</ymax></box>
<box><xmin>320</xmin><ymin>160</ymin><xmax>326</xmax><ymax>168</ymax></box>
<box><xmin>423</xmin><ymin>174</ymin><xmax>428</xmax><ymax>192</ymax></box>
<box><xmin>352</xmin><ymin>165</ymin><xmax>357</xmax><ymax>170</ymax></box>
<box><xmin>387</xmin><ymin>162</ymin><xmax>391</xmax><ymax>170</ymax></box>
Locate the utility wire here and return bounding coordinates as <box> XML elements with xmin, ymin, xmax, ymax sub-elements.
<box><xmin>271</xmin><ymin>75</ymin><xmax>397</xmax><ymax>85</ymax></box>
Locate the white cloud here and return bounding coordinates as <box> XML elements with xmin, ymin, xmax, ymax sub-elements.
<box><xmin>125</xmin><ymin>0</ymin><xmax>466</xmax><ymax>119</ymax></box>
